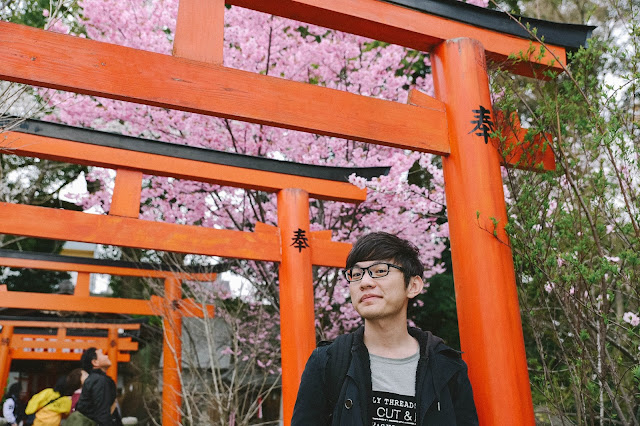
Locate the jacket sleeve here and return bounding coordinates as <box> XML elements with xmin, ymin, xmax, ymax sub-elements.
<box><xmin>291</xmin><ymin>348</ymin><xmax>330</xmax><ymax>426</ymax></box>
<box><xmin>3</xmin><ymin>397</ymin><xmax>17</xmax><ymax>423</ymax></box>
<box><xmin>453</xmin><ymin>364</ymin><xmax>479</xmax><ymax>426</ymax></box>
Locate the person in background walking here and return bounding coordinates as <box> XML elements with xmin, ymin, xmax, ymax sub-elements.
<box><xmin>74</xmin><ymin>348</ymin><xmax>117</xmax><ymax>426</ymax></box>
<box><xmin>3</xmin><ymin>382</ymin><xmax>25</xmax><ymax>426</ymax></box>
<box><xmin>24</xmin><ymin>375</ymin><xmax>74</xmax><ymax>426</ymax></box>
<box><xmin>67</xmin><ymin>368</ymin><xmax>89</xmax><ymax>412</ymax></box>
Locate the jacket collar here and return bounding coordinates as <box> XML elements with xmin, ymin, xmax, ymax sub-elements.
<box><xmin>350</xmin><ymin>325</ymin><xmax>466</xmax><ymax>424</ymax></box>
<box><xmin>349</xmin><ymin>326</ymin><xmax>371</xmax><ymax>425</ymax></box>
<box><xmin>411</xmin><ymin>328</ymin><xmax>466</xmax><ymax>423</ymax></box>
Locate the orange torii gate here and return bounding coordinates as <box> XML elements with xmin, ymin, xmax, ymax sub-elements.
<box><xmin>0</xmin><ymin>319</ymin><xmax>141</xmax><ymax>385</ymax></box>
<box><xmin>0</xmin><ymin>248</ymin><xmax>219</xmax><ymax>419</ymax></box>
<box><xmin>0</xmin><ymin>0</ymin><xmax>594</xmax><ymax>424</ymax></box>
<box><xmin>0</xmin><ymin>118</ymin><xmax>382</xmax><ymax>425</ymax></box>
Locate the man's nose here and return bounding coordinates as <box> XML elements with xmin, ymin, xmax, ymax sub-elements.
<box><xmin>359</xmin><ymin>272</ymin><xmax>375</xmax><ymax>289</ymax></box>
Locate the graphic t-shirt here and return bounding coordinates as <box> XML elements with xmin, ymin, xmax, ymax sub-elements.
<box><xmin>369</xmin><ymin>351</ymin><xmax>419</xmax><ymax>426</ymax></box>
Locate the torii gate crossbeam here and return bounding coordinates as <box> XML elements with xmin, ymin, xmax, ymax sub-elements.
<box><xmin>0</xmin><ymin>0</ymin><xmax>594</xmax><ymax>424</ymax></box>
<box><xmin>0</xmin><ymin>319</ymin><xmax>141</xmax><ymax>386</ymax></box>
<box><xmin>0</xmin><ymin>119</ymin><xmax>380</xmax><ymax>424</ymax></box>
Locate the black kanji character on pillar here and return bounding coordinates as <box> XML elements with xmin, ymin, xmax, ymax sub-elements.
<box><xmin>469</xmin><ymin>105</ymin><xmax>495</xmax><ymax>144</ymax></box>
<box><xmin>291</xmin><ymin>228</ymin><xmax>310</xmax><ymax>252</ymax></box>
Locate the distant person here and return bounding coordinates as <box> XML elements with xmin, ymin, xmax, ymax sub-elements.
<box><xmin>67</xmin><ymin>368</ymin><xmax>89</xmax><ymax>412</ymax></box>
<box><xmin>24</xmin><ymin>376</ymin><xmax>73</xmax><ymax>426</ymax></box>
<box><xmin>73</xmin><ymin>348</ymin><xmax>117</xmax><ymax>426</ymax></box>
<box><xmin>3</xmin><ymin>382</ymin><xmax>25</xmax><ymax>426</ymax></box>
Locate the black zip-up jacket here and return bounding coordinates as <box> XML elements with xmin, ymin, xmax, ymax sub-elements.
<box><xmin>292</xmin><ymin>326</ymin><xmax>479</xmax><ymax>425</ymax></box>
<box><xmin>75</xmin><ymin>369</ymin><xmax>116</xmax><ymax>426</ymax></box>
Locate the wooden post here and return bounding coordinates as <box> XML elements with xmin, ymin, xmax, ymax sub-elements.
<box><xmin>431</xmin><ymin>38</ymin><xmax>535</xmax><ymax>425</ymax></box>
<box><xmin>106</xmin><ymin>327</ymin><xmax>119</xmax><ymax>384</ymax></box>
<box><xmin>0</xmin><ymin>325</ymin><xmax>14</xmax><ymax>392</ymax></box>
<box><xmin>75</xmin><ymin>272</ymin><xmax>91</xmax><ymax>297</ymax></box>
<box><xmin>162</xmin><ymin>277</ymin><xmax>183</xmax><ymax>426</ymax></box>
<box><xmin>110</xmin><ymin>169</ymin><xmax>142</xmax><ymax>218</ymax></box>
<box><xmin>174</xmin><ymin>0</ymin><xmax>225</xmax><ymax>64</ymax></box>
<box><xmin>277</xmin><ymin>188</ymin><xmax>316</xmax><ymax>426</ymax></box>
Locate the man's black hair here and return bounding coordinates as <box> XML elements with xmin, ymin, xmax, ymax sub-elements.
<box><xmin>345</xmin><ymin>232</ymin><xmax>423</xmax><ymax>286</ymax></box>
<box><xmin>81</xmin><ymin>347</ymin><xmax>98</xmax><ymax>373</ymax></box>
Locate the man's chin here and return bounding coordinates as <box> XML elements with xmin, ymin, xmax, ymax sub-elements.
<box><xmin>357</xmin><ymin>307</ymin><xmax>384</xmax><ymax>320</ymax></box>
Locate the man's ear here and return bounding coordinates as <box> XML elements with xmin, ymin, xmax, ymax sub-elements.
<box><xmin>91</xmin><ymin>357</ymin><xmax>100</xmax><ymax>368</ymax></box>
<box><xmin>407</xmin><ymin>276</ymin><xmax>424</xmax><ymax>299</ymax></box>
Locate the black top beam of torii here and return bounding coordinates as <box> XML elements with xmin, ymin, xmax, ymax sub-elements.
<box><xmin>383</xmin><ymin>0</ymin><xmax>595</xmax><ymax>52</ymax></box>
<box><xmin>9</xmin><ymin>118</ymin><xmax>390</xmax><ymax>183</ymax></box>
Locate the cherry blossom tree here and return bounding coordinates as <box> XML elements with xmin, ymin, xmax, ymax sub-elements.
<box><xmin>40</xmin><ymin>0</ymin><xmax>485</xmax><ymax>336</ymax></box>
<box><xmin>34</xmin><ymin>0</ymin><xmax>484</xmax><ymax>422</ymax></box>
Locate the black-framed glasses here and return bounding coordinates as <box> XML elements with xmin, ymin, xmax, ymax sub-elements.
<box><xmin>343</xmin><ymin>263</ymin><xmax>404</xmax><ymax>282</ymax></box>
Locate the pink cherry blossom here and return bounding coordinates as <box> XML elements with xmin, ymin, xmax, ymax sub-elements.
<box><xmin>623</xmin><ymin>312</ymin><xmax>640</xmax><ymax>327</ymax></box>
<box><xmin>40</xmin><ymin>0</ymin><xmax>455</xmax><ymax>357</ymax></box>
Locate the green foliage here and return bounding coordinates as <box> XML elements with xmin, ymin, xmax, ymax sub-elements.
<box><xmin>1</xmin><ymin>0</ymin><xmax>84</xmax><ymax>33</ymax></box>
<box><xmin>0</xmin><ymin>154</ymin><xmax>87</xmax><ymax>293</ymax></box>
<box><xmin>410</xmin><ymin>241</ymin><xmax>460</xmax><ymax>349</ymax></box>
<box><xmin>492</xmin><ymin>4</ymin><xmax>640</xmax><ymax>422</ymax></box>
<box><xmin>1</xmin><ymin>236</ymin><xmax>71</xmax><ymax>293</ymax></box>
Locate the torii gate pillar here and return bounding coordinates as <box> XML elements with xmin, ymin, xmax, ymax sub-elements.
<box><xmin>431</xmin><ymin>38</ymin><xmax>535</xmax><ymax>425</ymax></box>
<box><xmin>277</xmin><ymin>188</ymin><xmax>316</xmax><ymax>424</ymax></box>
<box><xmin>162</xmin><ymin>277</ymin><xmax>183</xmax><ymax>426</ymax></box>
<box><xmin>0</xmin><ymin>325</ymin><xmax>14</xmax><ymax>391</ymax></box>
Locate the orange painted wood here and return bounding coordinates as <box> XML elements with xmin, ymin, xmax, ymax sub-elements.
<box><xmin>254</xmin><ymin>222</ymin><xmax>279</xmax><ymax>234</ymax></box>
<box><xmin>410</xmin><ymin>89</ymin><xmax>556</xmax><ymax>172</ymax></box>
<box><xmin>0</xmin><ymin>202</ymin><xmax>282</xmax><ymax>261</ymax></box>
<box><xmin>0</xmin><ymin>22</ymin><xmax>449</xmax><ymax>156</ymax></box>
<box><xmin>493</xmin><ymin>111</ymin><xmax>555</xmax><ymax>172</ymax></box>
<box><xmin>309</xmin><ymin>237</ymin><xmax>351</xmax><ymax>268</ymax></box>
<box><xmin>309</xmin><ymin>230</ymin><xmax>332</xmax><ymax>240</ymax></box>
<box><xmin>0</xmin><ymin>255</ymin><xmax>218</xmax><ymax>281</ymax></box>
<box><xmin>0</xmin><ymin>321</ymin><xmax>140</xmax><ymax>330</ymax></box>
<box><xmin>432</xmin><ymin>38</ymin><xmax>535</xmax><ymax>425</ymax></box>
<box><xmin>110</xmin><ymin>169</ymin><xmax>142</xmax><ymax>218</ymax></box>
<box><xmin>227</xmin><ymin>0</ymin><xmax>566</xmax><ymax>78</ymax></box>
<box><xmin>75</xmin><ymin>271</ymin><xmax>91</xmax><ymax>297</ymax></box>
<box><xmin>162</xmin><ymin>277</ymin><xmax>183</xmax><ymax>426</ymax></box>
<box><xmin>0</xmin><ymin>325</ymin><xmax>13</xmax><ymax>392</ymax></box>
<box><xmin>107</xmin><ymin>327</ymin><xmax>118</xmax><ymax>383</ymax></box>
<box><xmin>277</xmin><ymin>189</ymin><xmax>316</xmax><ymax>426</ymax></box>
<box><xmin>0</xmin><ymin>289</ymin><xmax>213</xmax><ymax>317</ymax></box>
<box><xmin>1</xmin><ymin>132</ymin><xmax>368</xmax><ymax>203</ymax></box>
<box><xmin>253</xmin><ymin>223</ymin><xmax>351</xmax><ymax>267</ymax></box>
<box><xmin>174</xmin><ymin>0</ymin><xmax>225</xmax><ymax>64</ymax></box>
<box><xmin>10</xmin><ymin>336</ymin><xmax>137</xmax><ymax>352</ymax></box>
<box><xmin>149</xmin><ymin>295</ymin><xmax>215</xmax><ymax>318</ymax></box>
<box><xmin>10</xmin><ymin>351</ymin><xmax>131</xmax><ymax>362</ymax></box>
<box><xmin>0</xmin><ymin>289</ymin><xmax>157</xmax><ymax>315</ymax></box>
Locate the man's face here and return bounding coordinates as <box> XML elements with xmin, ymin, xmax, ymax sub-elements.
<box><xmin>348</xmin><ymin>259</ymin><xmax>423</xmax><ymax>322</ymax></box>
<box><xmin>92</xmin><ymin>349</ymin><xmax>112</xmax><ymax>370</ymax></box>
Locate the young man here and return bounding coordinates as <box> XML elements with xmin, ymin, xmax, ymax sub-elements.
<box><xmin>74</xmin><ymin>347</ymin><xmax>117</xmax><ymax>426</ymax></box>
<box><xmin>292</xmin><ymin>232</ymin><xmax>478</xmax><ymax>425</ymax></box>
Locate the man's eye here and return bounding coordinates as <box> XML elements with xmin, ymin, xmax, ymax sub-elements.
<box><xmin>372</xmin><ymin>266</ymin><xmax>387</xmax><ymax>275</ymax></box>
<box><xmin>350</xmin><ymin>270</ymin><xmax>363</xmax><ymax>278</ymax></box>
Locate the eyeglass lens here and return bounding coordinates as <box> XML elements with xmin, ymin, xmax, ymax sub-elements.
<box><xmin>346</xmin><ymin>263</ymin><xmax>390</xmax><ymax>281</ymax></box>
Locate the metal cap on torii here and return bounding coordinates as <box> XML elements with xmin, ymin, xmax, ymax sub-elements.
<box><xmin>383</xmin><ymin>0</ymin><xmax>595</xmax><ymax>51</ymax></box>
<box><xmin>10</xmin><ymin>118</ymin><xmax>391</xmax><ymax>183</ymax></box>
